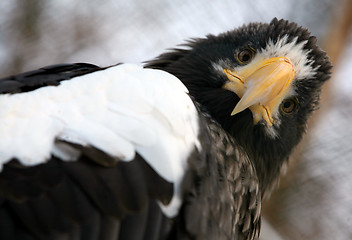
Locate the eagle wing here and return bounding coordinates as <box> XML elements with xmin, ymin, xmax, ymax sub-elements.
<box><xmin>0</xmin><ymin>64</ymin><xmax>201</xmax><ymax>240</ymax></box>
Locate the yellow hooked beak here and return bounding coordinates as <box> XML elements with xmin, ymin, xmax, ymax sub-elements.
<box><xmin>223</xmin><ymin>57</ymin><xmax>295</xmax><ymax>126</ymax></box>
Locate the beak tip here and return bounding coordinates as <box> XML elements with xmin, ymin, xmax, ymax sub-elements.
<box><xmin>231</xmin><ymin>105</ymin><xmax>244</xmax><ymax>116</ymax></box>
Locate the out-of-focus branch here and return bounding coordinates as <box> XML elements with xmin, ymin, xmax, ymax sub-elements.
<box><xmin>317</xmin><ymin>0</ymin><xmax>352</xmax><ymax>110</ymax></box>
<box><xmin>6</xmin><ymin>0</ymin><xmax>44</xmax><ymax>75</ymax></box>
<box><xmin>323</xmin><ymin>0</ymin><xmax>352</xmax><ymax>65</ymax></box>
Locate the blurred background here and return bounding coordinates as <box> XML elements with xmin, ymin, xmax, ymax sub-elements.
<box><xmin>0</xmin><ymin>0</ymin><xmax>351</xmax><ymax>239</ymax></box>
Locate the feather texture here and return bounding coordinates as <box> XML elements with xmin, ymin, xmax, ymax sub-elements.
<box><xmin>0</xmin><ymin>19</ymin><xmax>332</xmax><ymax>240</ymax></box>
<box><xmin>0</xmin><ymin>64</ymin><xmax>200</xmax><ymax>217</ymax></box>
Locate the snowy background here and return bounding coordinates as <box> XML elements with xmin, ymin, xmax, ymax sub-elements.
<box><xmin>1</xmin><ymin>0</ymin><xmax>351</xmax><ymax>239</ymax></box>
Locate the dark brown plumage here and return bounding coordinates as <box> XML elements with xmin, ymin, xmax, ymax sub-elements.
<box><xmin>0</xmin><ymin>18</ymin><xmax>331</xmax><ymax>240</ymax></box>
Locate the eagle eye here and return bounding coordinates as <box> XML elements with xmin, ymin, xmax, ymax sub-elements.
<box><xmin>280</xmin><ymin>98</ymin><xmax>299</xmax><ymax>114</ymax></box>
<box><xmin>237</xmin><ymin>48</ymin><xmax>255</xmax><ymax>64</ymax></box>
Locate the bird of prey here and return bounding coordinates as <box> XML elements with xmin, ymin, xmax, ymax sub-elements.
<box><xmin>0</xmin><ymin>18</ymin><xmax>331</xmax><ymax>240</ymax></box>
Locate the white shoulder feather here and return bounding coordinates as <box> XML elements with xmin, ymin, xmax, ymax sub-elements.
<box><xmin>0</xmin><ymin>63</ymin><xmax>201</xmax><ymax>217</ymax></box>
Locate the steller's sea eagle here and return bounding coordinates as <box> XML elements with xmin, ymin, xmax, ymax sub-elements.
<box><xmin>0</xmin><ymin>18</ymin><xmax>332</xmax><ymax>240</ymax></box>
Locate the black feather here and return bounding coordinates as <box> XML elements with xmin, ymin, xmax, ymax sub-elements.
<box><xmin>0</xmin><ymin>63</ymin><xmax>105</xmax><ymax>94</ymax></box>
<box><xmin>0</xmin><ymin>19</ymin><xmax>332</xmax><ymax>240</ymax></box>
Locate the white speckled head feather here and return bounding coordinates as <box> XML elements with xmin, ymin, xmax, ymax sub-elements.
<box><xmin>260</xmin><ymin>35</ymin><xmax>317</xmax><ymax>81</ymax></box>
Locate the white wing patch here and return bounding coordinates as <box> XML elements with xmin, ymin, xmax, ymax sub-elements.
<box><xmin>0</xmin><ymin>64</ymin><xmax>200</xmax><ymax>217</ymax></box>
